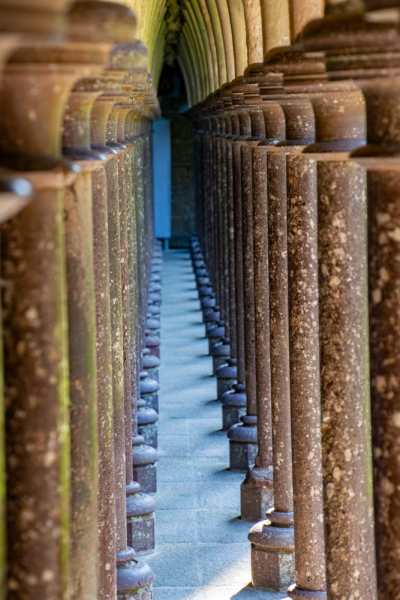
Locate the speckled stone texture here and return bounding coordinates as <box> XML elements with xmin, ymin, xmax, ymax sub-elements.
<box><xmin>317</xmin><ymin>160</ymin><xmax>377</xmax><ymax>600</ymax></box>
<box><xmin>287</xmin><ymin>154</ymin><xmax>326</xmax><ymax>597</ymax></box>
<box><xmin>368</xmin><ymin>169</ymin><xmax>400</xmax><ymax>600</ymax></box>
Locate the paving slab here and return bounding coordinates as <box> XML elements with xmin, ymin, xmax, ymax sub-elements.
<box><xmin>145</xmin><ymin>250</ymin><xmax>284</xmax><ymax>600</ymax></box>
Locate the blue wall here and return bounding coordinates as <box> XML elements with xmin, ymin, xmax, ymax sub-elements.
<box><xmin>153</xmin><ymin>118</ymin><xmax>171</xmax><ymax>240</ymax></box>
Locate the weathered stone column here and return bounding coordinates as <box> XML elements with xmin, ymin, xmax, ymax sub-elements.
<box><xmin>0</xmin><ymin>174</ymin><xmax>32</xmax><ymax>599</ymax></box>
<box><xmin>286</xmin><ymin>153</ymin><xmax>326</xmax><ymax>600</ymax></box>
<box><xmin>227</xmin><ymin>88</ymin><xmax>260</xmax><ymax>472</ymax></box>
<box><xmin>107</xmin><ymin>81</ymin><xmax>157</xmax><ymax>565</ymax></box>
<box><xmin>0</xmin><ymin>35</ymin><xmax>91</xmax><ymax>597</ymax></box>
<box><xmin>296</xmin><ymin>18</ymin><xmax>378</xmax><ymax>599</ymax></box>
<box><xmin>248</xmin><ymin>149</ymin><xmax>295</xmax><ymax>592</ymax></box>
<box><xmin>89</xmin><ymin>25</ymin><xmax>155</xmax><ymax>595</ymax></box>
<box><xmin>240</xmin><ymin>146</ymin><xmax>273</xmax><ymax>523</ymax></box>
<box><xmin>239</xmin><ymin>71</ymin><xmax>289</xmax><ymax>523</ymax></box>
<box><xmin>0</xmin><ymin>36</ymin><xmax>35</xmax><ymax>599</ymax></box>
<box><xmin>91</xmin><ymin>86</ymin><xmax>123</xmax><ymax>598</ymax></box>
<box><xmin>313</xmin><ymin>11</ymin><xmax>400</xmax><ymax>599</ymax></box>
<box><xmin>61</xmin><ymin>22</ymin><xmax>119</xmax><ymax>595</ymax></box>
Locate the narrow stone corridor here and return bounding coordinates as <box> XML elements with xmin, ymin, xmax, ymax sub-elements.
<box><xmin>146</xmin><ymin>250</ymin><xmax>282</xmax><ymax>600</ymax></box>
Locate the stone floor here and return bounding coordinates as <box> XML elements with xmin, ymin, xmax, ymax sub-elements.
<box><xmin>145</xmin><ymin>249</ymin><xmax>283</xmax><ymax>600</ymax></box>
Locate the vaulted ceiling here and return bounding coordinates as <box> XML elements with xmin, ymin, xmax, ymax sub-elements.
<box><xmin>126</xmin><ymin>0</ymin><xmax>326</xmax><ymax>106</ymax></box>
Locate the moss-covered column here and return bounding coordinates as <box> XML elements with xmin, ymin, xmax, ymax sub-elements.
<box><xmin>62</xmin><ymin>42</ymin><xmax>111</xmax><ymax>594</ymax></box>
<box><xmin>0</xmin><ymin>41</ymin><xmax>89</xmax><ymax>598</ymax></box>
<box><xmin>91</xmin><ymin>89</ymin><xmax>121</xmax><ymax>600</ymax></box>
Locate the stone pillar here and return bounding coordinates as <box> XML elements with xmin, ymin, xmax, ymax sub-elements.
<box><xmin>248</xmin><ymin>150</ymin><xmax>295</xmax><ymax>592</ymax></box>
<box><xmin>240</xmin><ymin>146</ymin><xmax>273</xmax><ymax>523</ymax></box>
<box><xmin>296</xmin><ymin>19</ymin><xmax>378</xmax><ymax>599</ymax></box>
<box><xmin>315</xmin><ymin>13</ymin><xmax>400</xmax><ymax>599</ymax></box>
<box><xmin>227</xmin><ymin>94</ymin><xmax>259</xmax><ymax>472</ymax></box>
<box><xmin>0</xmin><ymin>174</ymin><xmax>32</xmax><ymax>599</ymax></box>
<box><xmin>317</xmin><ymin>158</ymin><xmax>375</xmax><ymax>600</ymax></box>
<box><xmin>61</xmin><ymin>34</ymin><xmax>115</xmax><ymax>595</ymax></box>
<box><xmin>286</xmin><ymin>153</ymin><xmax>326</xmax><ymax>600</ymax></box>
<box><xmin>0</xmin><ymin>37</ymin><xmax>88</xmax><ymax>598</ymax></box>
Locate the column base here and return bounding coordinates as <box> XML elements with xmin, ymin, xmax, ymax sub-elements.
<box><xmin>117</xmin><ymin>547</ymin><xmax>155</xmax><ymax>599</ymax></box>
<box><xmin>286</xmin><ymin>585</ymin><xmax>326</xmax><ymax>599</ymax></box>
<box><xmin>205</xmin><ymin>317</ymin><xmax>221</xmax><ymax>337</ymax></box>
<box><xmin>146</xmin><ymin>317</ymin><xmax>160</xmax><ymax>336</ymax></box>
<box><xmin>216</xmin><ymin>358</ymin><xmax>237</xmax><ymax>400</ymax></box>
<box><xmin>132</xmin><ymin>438</ymin><xmax>159</xmax><ymax>494</ymax></box>
<box><xmin>228</xmin><ymin>415</ymin><xmax>258</xmax><ymax>471</ymax></box>
<box><xmin>221</xmin><ymin>384</ymin><xmax>247</xmax><ymax>430</ymax></box>
<box><xmin>140</xmin><ymin>372</ymin><xmax>160</xmax><ymax>413</ymax></box>
<box><xmin>241</xmin><ymin>465</ymin><xmax>273</xmax><ymax>522</ymax></box>
<box><xmin>147</xmin><ymin>303</ymin><xmax>160</xmax><ymax>317</ymax></box>
<box><xmin>198</xmin><ymin>285</ymin><xmax>212</xmax><ymax>298</ymax></box>
<box><xmin>207</xmin><ymin>326</ymin><xmax>224</xmax><ymax>352</ymax></box>
<box><xmin>148</xmin><ymin>291</ymin><xmax>161</xmax><ymax>304</ymax></box>
<box><xmin>197</xmin><ymin>276</ymin><xmax>210</xmax><ymax>286</ymax></box>
<box><xmin>126</xmin><ymin>482</ymin><xmax>156</xmax><ymax>555</ymax></box>
<box><xmin>145</xmin><ymin>333</ymin><xmax>160</xmax><ymax>359</ymax></box>
<box><xmin>137</xmin><ymin>402</ymin><xmax>159</xmax><ymax>449</ymax></box>
<box><xmin>212</xmin><ymin>341</ymin><xmax>230</xmax><ymax>375</ymax></box>
<box><xmin>248</xmin><ymin>511</ymin><xmax>295</xmax><ymax>592</ymax></box>
<box><xmin>143</xmin><ymin>350</ymin><xmax>161</xmax><ymax>383</ymax></box>
<box><xmin>200</xmin><ymin>295</ymin><xmax>216</xmax><ymax>314</ymax></box>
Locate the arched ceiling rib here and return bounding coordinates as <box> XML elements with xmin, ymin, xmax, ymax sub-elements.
<box><xmin>192</xmin><ymin>0</ymin><xmax>220</xmax><ymax>89</ymax></box>
<box><xmin>184</xmin><ymin>6</ymin><xmax>210</xmax><ymax>98</ymax></box>
<box><xmin>128</xmin><ymin>0</ymin><xmax>326</xmax><ymax>108</ymax></box>
<box><xmin>184</xmin><ymin>1</ymin><xmax>215</xmax><ymax>94</ymax></box>
<box><xmin>226</xmin><ymin>0</ymin><xmax>248</xmax><ymax>77</ymax></box>
<box><xmin>242</xmin><ymin>0</ymin><xmax>264</xmax><ymax>64</ymax></box>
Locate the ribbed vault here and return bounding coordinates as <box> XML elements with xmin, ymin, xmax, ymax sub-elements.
<box><xmin>125</xmin><ymin>0</ymin><xmax>326</xmax><ymax>107</ymax></box>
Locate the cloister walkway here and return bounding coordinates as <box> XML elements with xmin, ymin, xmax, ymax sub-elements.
<box><xmin>146</xmin><ymin>250</ymin><xmax>282</xmax><ymax>600</ymax></box>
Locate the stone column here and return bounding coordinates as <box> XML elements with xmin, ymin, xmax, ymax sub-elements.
<box><xmin>0</xmin><ymin>174</ymin><xmax>32</xmax><ymax>599</ymax></box>
<box><xmin>248</xmin><ymin>149</ymin><xmax>295</xmax><ymax>592</ymax></box>
<box><xmin>297</xmin><ymin>19</ymin><xmax>378</xmax><ymax>599</ymax></box>
<box><xmin>286</xmin><ymin>153</ymin><xmax>326</xmax><ymax>600</ymax></box>
<box><xmin>240</xmin><ymin>146</ymin><xmax>273</xmax><ymax>523</ymax></box>
<box><xmin>320</xmin><ymin>14</ymin><xmax>400</xmax><ymax>599</ymax></box>
<box><xmin>61</xmin><ymin>32</ymin><xmax>115</xmax><ymax>596</ymax></box>
<box><xmin>91</xmin><ymin>89</ymin><xmax>122</xmax><ymax>599</ymax></box>
<box><xmin>119</xmin><ymin>95</ymin><xmax>158</xmax><ymax>550</ymax></box>
<box><xmin>238</xmin><ymin>72</ymin><xmax>288</xmax><ymax>523</ymax></box>
<box><xmin>227</xmin><ymin>91</ymin><xmax>259</xmax><ymax>472</ymax></box>
<box><xmin>0</xmin><ymin>38</ymin><xmax>90</xmax><ymax>598</ymax></box>
<box><xmin>89</xmin><ymin>32</ymin><xmax>156</xmax><ymax>596</ymax></box>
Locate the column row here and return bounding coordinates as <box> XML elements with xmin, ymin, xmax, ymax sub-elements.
<box><xmin>189</xmin><ymin>5</ymin><xmax>400</xmax><ymax>600</ymax></box>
